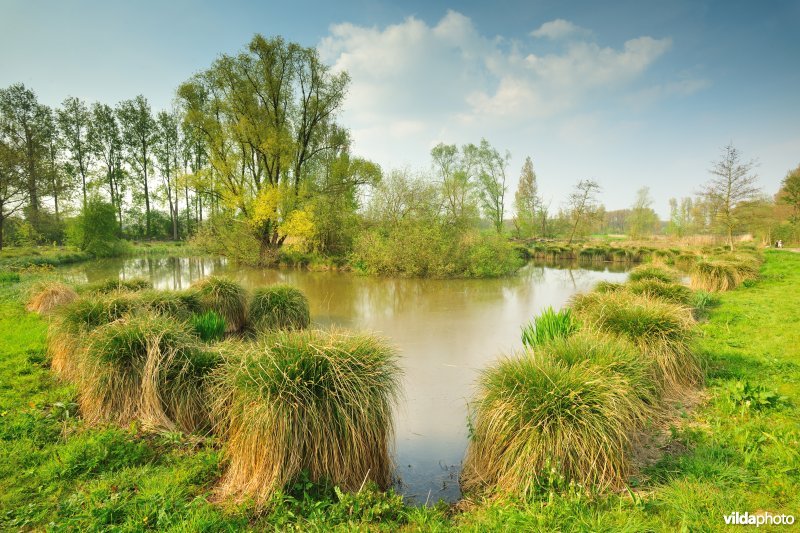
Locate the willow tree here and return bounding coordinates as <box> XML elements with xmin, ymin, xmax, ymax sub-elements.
<box><xmin>178</xmin><ymin>34</ymin><xmax>349</xmax><ymax>263</ymax></box>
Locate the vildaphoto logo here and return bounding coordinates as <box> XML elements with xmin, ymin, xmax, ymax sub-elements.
<box><xmin>724</xmin><ymin>511</ymin><xmax>795</xmax><ymax>527</ymax></box>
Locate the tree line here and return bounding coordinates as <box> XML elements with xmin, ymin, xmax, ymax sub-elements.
<box><xmin>2</xmin><ymin>33</ymin><xmax>799</xmax><ymax>258</ymax></box>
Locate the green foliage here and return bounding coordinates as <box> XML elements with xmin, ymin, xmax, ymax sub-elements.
<box><xmin>249</xmin><ymin>284</ymin><xmax>311</xmax><ymax>332</ymax></box>
<box><xmin>190</xmin><ymin>310</ymin><xmax>226</xmax><ymax>341</ymax></box>
<box><xmin>66</xmin><ymin>198</ymin><xmax>128</xmax><ymax>257</ymax></box>
<box><xmin>520</xmin><ymin>307</ymin><xmax>578</xmax><ymax>348</ymax></box>
<box><xmin>354</xmin><ymin>225</ymin><xmax>523</xmax><ymax>278</ymax></box>
<box><xmin>723</xmin><ymin>381</ymin><xmax>788</xmax><ymax>411</ymax></box>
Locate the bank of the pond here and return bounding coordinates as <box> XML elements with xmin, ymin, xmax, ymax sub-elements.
<box><xmin>0</xmin><ymin>242</ymin><xmax>203</xmax><ymax>271</ymax></box>
<box><xmin>0</xmin><ymin>251</ymin><xmax>797</xmax><ymax>530</ymax></box>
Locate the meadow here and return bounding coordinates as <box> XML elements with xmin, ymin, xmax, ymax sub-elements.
<box><xmin>0</xmin><ymin>250</ymin><xmax>797</xmax><ymax>530</ymax></box>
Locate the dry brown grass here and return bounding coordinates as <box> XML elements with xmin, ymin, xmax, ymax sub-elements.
<box><xmin>26</xmin><ymin>282</ymin><xmax>78</xmax><ymax>315</ymax></box>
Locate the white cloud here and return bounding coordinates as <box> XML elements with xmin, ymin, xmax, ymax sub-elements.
<box><xmin>317</xmin><ymin>10</ymin><xmax>682</xmax><ymax>207</ymax></box>
<box><xmin>530</xmin><ymin>19</ymin><xmax>590</xmax><ymax>40</ymax></box>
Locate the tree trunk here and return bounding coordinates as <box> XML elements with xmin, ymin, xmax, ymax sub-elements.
<box><xmin>184</xmin><ymin>185</ymin><xmax>190</xmax><ymax>237</ymax></box>
<box><xmin>0</xmin><ymin>213</ymin><xmax>4</xmax><ymax>250</ymax></box>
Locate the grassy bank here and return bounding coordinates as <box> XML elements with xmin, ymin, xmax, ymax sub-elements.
<box><xmin>0</xmin><ymin>252</ymin><xmax>798</xmax><ymax>530</ymax></box>
<box><xmin>0</xmin><ymin>242</ymin><xmax>203</xmax><ymax>271</ymax></box>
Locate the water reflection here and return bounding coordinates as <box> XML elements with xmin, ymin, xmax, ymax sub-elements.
<box><xmin>61</xmin><ymin>256</ymin><xmax>630</xmax><ymax>503</ymax></box>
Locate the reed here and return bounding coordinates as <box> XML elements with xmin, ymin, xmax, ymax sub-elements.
<box><xmin>520</xmin><ymin>307</ymin><xmax>578</xmax><ymax>348</ymax></box>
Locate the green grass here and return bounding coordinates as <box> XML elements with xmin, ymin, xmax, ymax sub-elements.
<box><xmin>191</xmin><ymin>310</ymin><xmax>227</xmax><ymax>341</ymax></box>
<box><xmin>520</xmin><ymin>306</ymin><xmax>578</xmax><ymax>348</ymax></box>
<box><xmin>0</xmin><ymin>252</ymin><xmax>799</xmax><ymax>529</ymax></box>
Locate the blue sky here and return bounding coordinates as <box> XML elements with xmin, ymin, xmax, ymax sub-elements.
<box><xmin>2</xmin><ymin>0</ymin><xmax>798</xmax><ymax>216</ymax></box>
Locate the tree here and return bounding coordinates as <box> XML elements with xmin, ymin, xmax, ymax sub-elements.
<box><xmin>513</xmin><ymin>156</ymin><xmax>541</xmax><ymax>238</ymax></box>
<box><xmin>0</xmin><ymin>131</ymin><xmax>27</xmax><ymax>249</ymax></box>
<box><xmin>431</xmin><ymin>142</ymin><xmax>478</xmax><ymax>229</ymax></box>
<box><xmin>178</xmin><ymin>35</ymin><xmax>350</xmax><ymax>263</ymax></box>
<box><xmin>778</xmin><ymin>164</ymin><xmax>800</xmax><ymax>226</ymax></box>
<box><xmin>627</xmin><ymin>187</ymin><xmax>659</xmax><ymax>238</ymax></box>
<box><xmin>66</xmin><ymin>197</ymin><xmax>123</xmax><ymax>257</ymax></box>
<box><xmin>154</xmin><ymin>109</ymin><xmax>181</xmax><ymax>240</ymax></box>
<box><xmin>57</xmin><ymin>96</ymin><xmax>93</xmax><ymax>208</ymax></box>
<box><xmin>472</xmin><ymin>139</ymin><xmax>509</xmax><ymax>234</ymax></box>
<box><xmin>701</xmin><ymin>143</ymin><xmax>760</xmax><ymax>250</ymax></box>
<box><xmin>89</xmin><ymin>103</ymin><xmax>125</xmax><ymax>231</ymax></box>
<box><xmin>0</xmin><ymin>84</ymin><xmax>50</xmax><ymax>223</ymax></box>
<box><xmin>117</xmin><ymin>96</ymin><xmax>157</xmax><ymax>239</ymax></box>
<box><xmin>566</xmin><ymin>179</ymin><xmax>602</xmax><ymax>244</ymax></box>
<box><xmin>667</xmin><ymin>197</ymin><xmax>695</xmax><ymax>237</ymax></box>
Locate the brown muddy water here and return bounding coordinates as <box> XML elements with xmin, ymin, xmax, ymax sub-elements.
<box><xmin>61</xmin><ymin>256</ymin><xmax>631</xmax><ymax>504</ymax></box>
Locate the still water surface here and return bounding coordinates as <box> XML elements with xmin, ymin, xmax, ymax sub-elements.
<box><xmin>62</xmin><ymin>256</ymin><xmax>630</xmax><ymax>503</ymax></box>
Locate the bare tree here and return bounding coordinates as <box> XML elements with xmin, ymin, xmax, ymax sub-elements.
<box><xmin>701</xmin><ymin>143</ymin><xmax>760</xmax><ymax>250</ymax></box>
<box><xmin>566</xmin><ymin>179</ymin><xmax>602</xmax><ymax>244</ymax></box>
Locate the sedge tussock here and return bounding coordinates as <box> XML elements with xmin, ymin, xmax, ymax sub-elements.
<box><xmin>211</xmin><ymin>329</ymin><xmax>401</xmax><ymax>507</ymax></box>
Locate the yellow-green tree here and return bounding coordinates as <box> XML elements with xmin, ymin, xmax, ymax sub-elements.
<box><xmin>177</xmin><ymin>35</ymin><xmax>349</xmax><ymax>264</ymax></box>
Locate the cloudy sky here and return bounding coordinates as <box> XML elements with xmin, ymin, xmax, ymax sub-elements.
<box><xmin>2</xmin><ymin>0</ymin><xmax>798</xmax><ymax>216</ymax></box>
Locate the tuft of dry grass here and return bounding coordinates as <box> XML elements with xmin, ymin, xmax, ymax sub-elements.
<box><xmin>26</xmin><ymin>282</ymin><xmax>78</xmax><ymax>315</ymax></box>
<box><xmin>210</xmin><ymin>329</ymin><xmax>401</xmax><ymax>507</ymax></box>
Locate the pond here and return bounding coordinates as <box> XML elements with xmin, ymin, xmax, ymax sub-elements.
<box><xmin>61</xmin><ymin>256</ymin><xmax>631</xmax><ymax>504</ymax></box>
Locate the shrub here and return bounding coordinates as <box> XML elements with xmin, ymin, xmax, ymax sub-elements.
<box><xmin>65</xmin><ymin>198</ymin><xmax>127</xmax><ymax>257</ymax></box>
<box><xmin>191</xmin><ymin>311</ymin><xmax>227</xmax><ymax>341</ymax></box>
<box><xmin>571</xmin><ymin>291</ymin><xmax>700</xmax><ymax>392</ymax></box>
<box><xmin>627</xmin><ymin>265</ymin><xmax>680</xmax><ymax>284</ymax></box>
<box><xmin>211</xmin><ymin>329</ymin><xmax>401</xmax><ymax>506</ymax></box>
<box><xmin>520</xmin><ymin>307</ymin><xmax>578</xmax><ymax>349</ymax></box>
<box><xmin>190</xmin><ymin>276</ymin><xmax>248</xmax><ymax>332</ymax></box>
<box><xmin>462</xmin><ymin>350</ymin><xmax>644</xmax><ymax>498</ymax></box>
<box><xmin>26</xmin><ymin>281</ymin><xmax>78</xmax><ymax>315</ymax></box>
<box><xmin>78</xmin><ymin>312</ymin><xmax>217</xmax><ymax>432</ymax></box>
<box><xmin>249</xmin><ymin>285</ymin><xmax>311</xmax><ymax>332</ymax></box>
